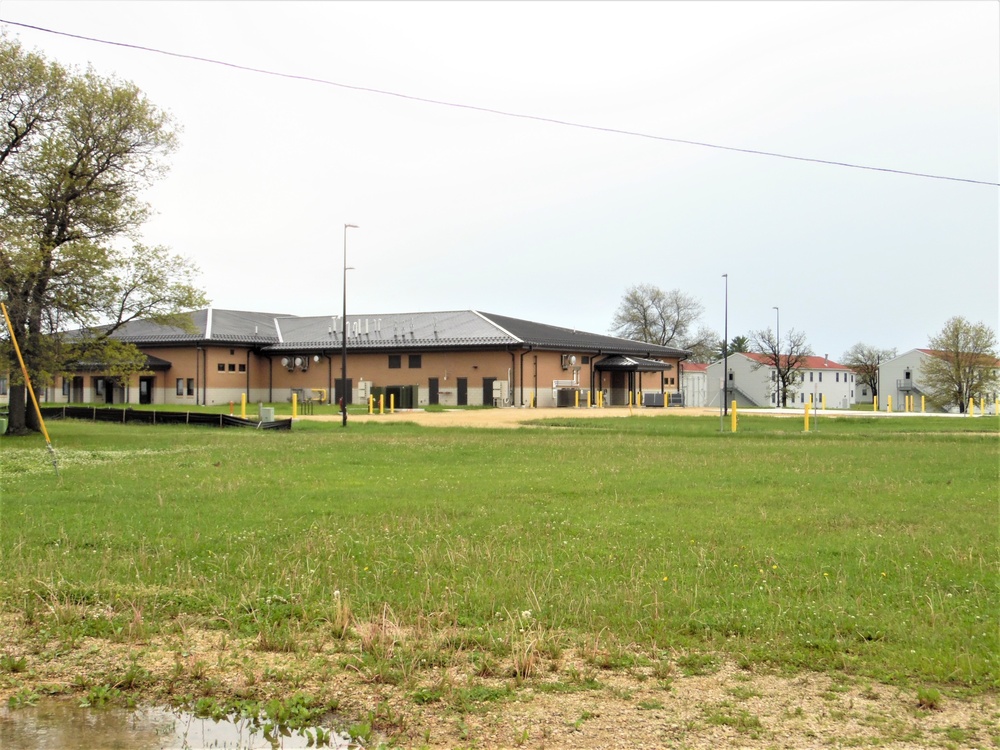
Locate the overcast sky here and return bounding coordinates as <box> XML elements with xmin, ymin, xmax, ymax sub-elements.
<box><xmin>2</xmin><ymin>1</ymin><xmax>997</xmax><ymax>360</ymax></box>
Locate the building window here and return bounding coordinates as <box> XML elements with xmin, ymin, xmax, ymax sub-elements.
<box><xmin>818</xmin><ymin>372</ymin><xmax>822</xmax><ymax>382</ymax></box>
<box><xmin>186</xmin><ymin>378</ymin><xmax>195</xmax><ymax>396</ymax></box>
<box><xmin>582</xmin><ymin>356</ymin><xmax>590</xmax><ymax>365</ymax></box>
<box><xmin>176</xmin><ymin>378</ymin><xmax>184</xmax><ymax>396</ymax></box>
<box><xmin>217</xmin><ymin>363</ymin><xmax>225</xmax><ymax>372</ymax></box>
<box><xmin>94</xmin><ymin>378</ymin><xmax>105</xmax><ymax>396</ymax></box>
<box><xmin>0</xmin><ymin>376</ymin><xmax>6</xmax><ymax>395</ymax></box>
<box><xmin>229</xmin><ymin>349</ymin><xmax>235</xmax><ymax>355</ymax></box>
<box><xmin>388</xmin><ymin>355</ymin><xmax>401</xmax><ymax>369</ymax></box>
<box><xmin>904</xmin><ymin>370</ymin><xmax>911</xmax><ymax>380</ymax></box>
<box><xmin>408</xmin><ymin>354</ymin><xmax>422</xmax><ymax>369</ymax></box>
<box><xmin>809</xmin><ymin>372</ymin><xmax>814</xmax><ymax>382</ymax></box>
<box><xmin>800</xmin><ymin>393</ymin><xmax>805</xmax><ymax>403</ymax></box>
<box><xmin>62</xmin><ymin>379</ymin><xmax>70</xmax><ymax>396</ymax></box>
<box><xmin>228</xmin><ymin>363</ymin><xmax>236</xmax><ymax>372</ymax></box>
<box><xmin>836</xmin><ymin>372</ymin><xmax>840</xmax><ymax>382</ymax></box>
<box><xmin>239</xmin><ymin>364</ymin><xmax>246</xmax><ymax>372</ymax></box>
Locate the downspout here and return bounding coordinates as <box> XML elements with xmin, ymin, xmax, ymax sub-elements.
<box><xmin>245</xmin><ymin>349</ymin><xmax>252</xmax><ymax>402</ymax></box>
<box><xmin>519</xmin><ymin>346</ymin><xmax>533</xmax><ymax>407</ymax></box>
<box><xmin>324</xmin><ymin>354</ymin><xmax>334</xmax><ymax>404</ymax></box>
<box><xmin>267</xmin><ymin>355</ymin><xmax>273</xmax><ymax>403</ymax></box>
<box><xmin>195</xmin><ymin>346</ymin><xmax>201</xmax><ymax>405</ymax></box>
<box><xmin>508</xmin><ymin>348</ymin><xmax>516</xmax><ymax>407</ymax></box>
<box><xmin>532</xmin><ymin>355</ymin><xmax>538</xmax><ymax>408</ymax></box>
<box><xmin>202</xmin><ymin>347</ymin><xmax>208</xmax><ymax>406</ymax></box>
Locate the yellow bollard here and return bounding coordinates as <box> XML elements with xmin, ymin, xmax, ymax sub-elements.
<box><xmin>575</xmin><ymin>390</ymin><xmax>579</xmax><ymax>408</ymax></box>
<box><xmin>368</xmin><ymin>395</ymin><xmax>373</xmax><ymax>414</ymax></box>
<box><xmin>980</xmin><ymin>398</ymin><xmax>985</xmax><ymax>415</ymax></box>
<box><xmin>873</xmin><ymin>395</ymin><xmax>878</xmax><ymax>412</ymax></box>
<box><xmin>804</xmin><ymin>402</ymin><xmax>810</xmax><ymax>432</ymax></box>
<box><xmin>292</xmin><ymin>392</ymin><xmax>298</xmax><ymax>418</ymax></box>
<box><xmin>379</xmin><ymin>393</ymin><xmax>384</xmax><ymax>414</ymax></box>
<box><xmin>390</xmin><ymin>393</ymin><xmax>395</xmax><ymax>413</ymax></box>
<box><xmin>922</xmin><ymin>395</ymin><xmax>926</xmax><ymax>413</ymax></box>
<box><xmin>968</xmin><ymin>397</ymin><xmax>974</xmax><ymax>415</ymax></box>
<box><xmin>587</xmin><ymin>390</ymin><xmax>592</xmax><ymax>408</ymax></box>
<box><xmin>822</xmin><ymin>394</ymin><xmax>826</xmax><ymax>411</ymax></box>
<box><xmin>731</xmin><ymin>400</ymin><xmax>737</xmax><ymax>432</ymax></box>
<box><xmin>887</xmin><ymin>395</ymin><xmax>892</xmax><ymax>412</ymax></box>
<box><xmin>628</xmin><ymin>391</ymin><xmax>633</xmax><ymax>407</ymax></box>
<box><xmin>241</xmin><ymin>393</ymin><xmax>247</xmax><ymax>419</ymax></box>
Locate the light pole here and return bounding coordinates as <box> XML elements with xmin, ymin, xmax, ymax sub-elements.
<box><xmin>722</xmin><ymin>274</ymin><xmax>728</xmax><ymax>417</ymax></box>
<box><xmin>773</xmin><ymin>305</ymin><xmax>780</xmax><ymax>408</ymax></box>
<box><xmin>342</xmin><ymin>224</ymin><xmax>358</xmax><ymax>427</ymax></box>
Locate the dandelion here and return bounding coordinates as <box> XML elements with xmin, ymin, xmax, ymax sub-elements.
<box><xmin>662</xmin><ymin>576</ymin><xmax>668</xmax><ymax>581</ymax></box>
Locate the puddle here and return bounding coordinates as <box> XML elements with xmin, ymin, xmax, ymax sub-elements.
<box><xmin>0</xmin><ymin>700</ymin><xmax>354</xmax><ymax>749</ymax></box>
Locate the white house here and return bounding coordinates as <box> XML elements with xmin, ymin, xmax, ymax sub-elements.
<box><xmin>681</xmin><ymin>362</ymin><xmax>708</xmax><ymax>407</ymax></box>
<box><xmin>879</xmin><ymin>348</ymin><xmax>999</xmax><ymax>413</ymax></box>
<box><xmin>707</xmin><ymin>353</ymin><xmax>855</xmax><ymax>409</ymax></box>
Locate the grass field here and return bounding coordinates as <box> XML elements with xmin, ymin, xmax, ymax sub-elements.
<box><xmin>0</xmin><ymin>412</ymin><xmax>997</xmax><ymax>744</ymax></box>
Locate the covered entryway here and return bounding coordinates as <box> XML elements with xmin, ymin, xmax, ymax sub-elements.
<box><xmin>594</xmin><ymin>355</ymin><xmax>675</xmax><ymax>406</ymax></box>
<box><xmin>139</xmin><ymin>376</ymin><xmax>155</xmax><ymax>404</ymax></box>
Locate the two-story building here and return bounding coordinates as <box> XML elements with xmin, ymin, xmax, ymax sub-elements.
<box><xmin>706</xmin><ymin>353</ymin><xmax>855</xmax><ymax>409</ymax></box>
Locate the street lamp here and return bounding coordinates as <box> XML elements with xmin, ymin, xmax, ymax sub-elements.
<box><xmin>773</xmin><ymin>306</ymin><xmax>780</xmax><ymax>408</ymax></box>
<box><xmin>342</xmin><ymin>224</ymin><xmax>358</xmax><ymax>427</ymax></box>
<box><xmin>722</xmin><ymin>274</ymin><xmax>728</xmax><ymax>418</ymax></box>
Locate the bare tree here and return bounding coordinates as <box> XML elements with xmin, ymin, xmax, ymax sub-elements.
<box><xmin>922</xmin><ymin>317</ymin><xmax>998</xmax><ymax>413</ymax></box>
<box><xmin>611</xmin><ymin>284</ymin><xmax>702</xmax><ymax>347</ymax></box>
<box><xmin>751</xmin><ymin>327</ymin><xmax>812</xmax><ymax>407</ymax></box>
<box><xmin>841</xmin><ymin>343</ymin><xmax>896</xmax><ymax>399</ymax></box>
<box><xmin>682</xmin><ymin>325</ymin><xmax>720</xmax><ymax>364</ymax></box>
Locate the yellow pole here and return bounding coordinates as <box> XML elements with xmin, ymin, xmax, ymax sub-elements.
<box><xmin>628</xmin><ymin>390</ymin><xmax>633</xmax><ymax>407</ymax></box>
<box><xmin>968</xmin><ymin>397</ymin><xmax>974</xmax><ymax>415</ymax></box>
<box><xmin>887</xmin><ymin>395</ymin><xmax>892</xmax><ymax>412</ymax></box>
<box><xmin>241</xmin><ymin>393</ymin><xmax>247</xmax><ymax>419</ymax></box>
<box><xmin>980</xmin><ymin>398</ymin><xmax>985</xmax><ymax>415</ymax></box>
<box><xmin>390</xmin><ymin>393</ymin><xmax>395</xmax><ymax>413</ymax></box>
<box><xmin>379</xmin><ymin>393</ymin><xmax>384</xmax><ymax>414</ymax></box>
<box><xmin>804</xmin><ymin>402</ymin><xmax>810</xmax><ymax>432</ymax></box>
<box><xmin>575</xmin><ymin>390</ymin><xmax>579</xmax><ymax>408</ymax></box>
<box><xmin>0</xmin><ymin>302</ymin><xmax>58</xmax><ymax>473</ymax></box>
<box><xmin>731</xmin><ymin>400</ymin><xmax>737</xmax><ymax>432</ymax></box>
<box><xmin>587</xmin><ymin>390</ymin><xmax>591</xmax><ymax>408</ymax></box>
<box><xmin>292</xmin><ymin>392</ymin><xmax>298</xmax><ymax>418</ymax></box>
<box><xmin>368</xmin><ymin>395</ymin><xmax>373</xmax><ymax>414</ymax></box>
<box><xmin>922</xmin><ymin>395</ymin><xmax>926</xmax><ymax>413</ymax></box>
<box><xmin>873</xmin><ymin>395</ymin><xmax>878</xmax><ymax>411</ymax></box>
<box><xmin>822</xmin><ymin>394</ymin><xmax>826</xmax><ymax>411</ymax></box>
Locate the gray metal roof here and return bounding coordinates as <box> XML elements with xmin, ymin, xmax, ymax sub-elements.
<box><xmin>98</xmin><ymin>308</ymin><xmax>689</xmax><ymax>358</ymax></box>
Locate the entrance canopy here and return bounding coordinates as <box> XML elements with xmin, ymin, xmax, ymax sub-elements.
<box><xmin>594</xmin><ymin>355</ymin><xmax>674</xmax><ymax>372</ymax></box>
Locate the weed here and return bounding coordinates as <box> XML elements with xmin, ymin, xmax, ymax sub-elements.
<box><xmin>0</xmin><ymin>654</ymin><xmax>28</xmax><ymax>673</ymax></box>
<box><xmin>638</xmin><ymin>699</ymin><xmax>664</xmax><ymax>710</ymax></box>
<box><xmin>8</xmin><ymin>687</ymin><xmax>40</xmax><ymax>708</ymax></box>
<box><xmin>677</xmin><ymin>653</ymin><xmax>721</xmax><ymax>676</ymax></box>
<box><xmin>917</xmin><ymin>687</ymin><xmax>943</xmax><ymax>710</ymax></box>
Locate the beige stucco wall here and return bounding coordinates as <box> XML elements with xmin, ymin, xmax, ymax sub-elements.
<box><xmin>55</xmin><ymin>345</ymin><xmax>684</xmax><ymax>408</ymax></box>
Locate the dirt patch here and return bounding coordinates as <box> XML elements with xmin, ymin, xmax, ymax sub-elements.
<box><xmin>1</xmin><ymin>615</ymin><xmax>995</xmax><ymax>749</ymax></box>
<box><xmin>300</xmin><ymin>406</ymin><xmax>720</xmax><ymax>429</ymax></box>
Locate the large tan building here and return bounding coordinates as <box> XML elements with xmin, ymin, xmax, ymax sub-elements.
<box><xmin>48</xmin><ymin>308</ymin><xmax>690</xmax><ymax>409</ymax></box>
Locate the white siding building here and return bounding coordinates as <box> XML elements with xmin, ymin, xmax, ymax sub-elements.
<box><xmin>707</xmin><ymin>353</ymin><xmax>855</xmax><ymax>409</ymax></box>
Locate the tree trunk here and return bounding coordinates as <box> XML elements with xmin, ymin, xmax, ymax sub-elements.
<box><xmin>6</xmin><ymin>385</ymin><xmax>30</xmax><ymax>434</ymax></box>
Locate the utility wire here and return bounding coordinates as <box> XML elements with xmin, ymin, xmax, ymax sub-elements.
<box><xmin>3</xmin><ymin>18</ymin><xmax>998</xmax><ymax>188</ymax></box>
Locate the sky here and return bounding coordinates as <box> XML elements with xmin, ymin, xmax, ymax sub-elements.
<box><xmin>1</xmin><ymin>0</ymin><xmax>997</xmax><ymax>361</ymax></box>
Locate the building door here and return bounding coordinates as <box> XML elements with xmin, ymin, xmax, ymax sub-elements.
<box><xmin>139</xmin><ymin>376</ymin><xmax>154</xmax><ymax>405</ymax></box>
<box><xmin>610</xmin><ymin>371</ymin><xmax>627</xmax><ymax>406</ymax></box>
<box><xmin>457</xmin><ymin>377</ymin><xmax>468</xmax><ymax>406</ymax></box>
<box><xmin>428</xmin><ymin>377</ymin><xmax>439</xmax><ymax>405</ymax></box>
<box><xmin>72</xmin><ymin>377</ymin><xmax>84</xmax><ymax>402</ymax></box>
<box><xmin>334</xmin><ymin>378</ymin><xmax>353</xmax><ymax>406</ymax></box>
<box><xmin>482</xmin><ymin>377</ymin><xmax>496</xmax><ymax>407</ymax></box>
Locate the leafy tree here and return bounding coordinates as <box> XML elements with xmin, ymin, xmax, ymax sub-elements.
<box><xmin>750</xmin><ymin>327</ymin><xmax>812</xmax><ymax>407</ymax></box>
<box><xmin>611</xmin><ymin>284</ymin><xmax>702</xmax><ymax>348</ymax></box>
<box><xmin>921</xmin><ymin>317</ymin><xmax>998</xmax><ymax>413</ymax></box>
<box><xmin>720</xmin><ymin>334</ymin><xmax>751</xmax><ymax>359</ymax></box>
<box><xmin>1</xmin><ymin>36</ymin><xmax>206</xmax><ymax>434</ymax></box>
<box><xmin>841</xmin><ymin>343</ymin><xmax>896</xmax><ymax>399</ymax></box>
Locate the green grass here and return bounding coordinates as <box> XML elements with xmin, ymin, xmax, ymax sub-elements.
<box><xmin>1</xmin><ymin>413</ymin><xmax>997</xmax><ymax>695</ymax></box>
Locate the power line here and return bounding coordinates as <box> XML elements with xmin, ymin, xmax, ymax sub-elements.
<box><xmin>3</xmin><ymin>18</ymin><xmax>998</xmax><ymax>188</ymax></box>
